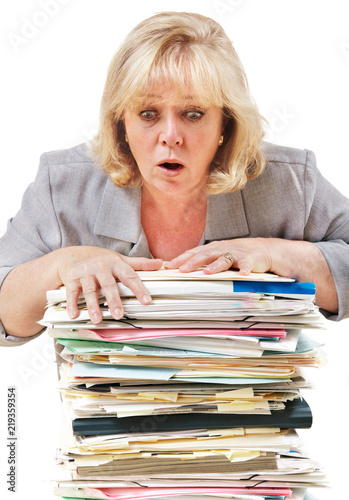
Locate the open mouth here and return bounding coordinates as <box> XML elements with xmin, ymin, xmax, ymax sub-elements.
<box><xmin>159</xmin><ymin>162</ymin><xmax>183</xmax><ymax>170</ymax></box>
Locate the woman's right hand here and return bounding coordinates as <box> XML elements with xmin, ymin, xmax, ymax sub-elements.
<box><xmin>56</xmin><ymin>246</ymin><xmax>163</xmax><ymax>324</ymax></box>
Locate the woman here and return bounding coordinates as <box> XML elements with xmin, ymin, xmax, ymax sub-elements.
<box><xmin>0</xmin><ymin>11</ymin><xmax>348</xmax><ymax>346</ymax></box>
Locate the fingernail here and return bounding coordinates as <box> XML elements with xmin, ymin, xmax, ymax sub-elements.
<box><xmin>92</xmin><ymin>313</ymin><xmax>100</xmax><ymax>324</ymax></box>
<box><xmin>204</xmin><ymin>266</ymin><xmax>216</xmax><ymax>273</ymax></box>
<box><xmin>179</xmin><ymin>264</ymin><xmax>190</xmax><ymax>271</ymax></box>
<box><xmin>240</xmin><ymin>270</ymin><xmax>250</xmax><ymax>276</ymax></box>
<box><xmin>113</xmin><ymin>308</ymin><xmax>123</xmax><ymax>319</ymax></box>
<box><xmin>67</xmin><ymin>307</ymin><xmax>76</xmax><ymax>319</ymax></box>
<box><xmin>142</xmin><ymin>294</ymin><xmax>152</xmax><ymax>304</ymax></box>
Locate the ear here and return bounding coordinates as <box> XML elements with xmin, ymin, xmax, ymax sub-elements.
<box><xmin>221</xmin><ymin>114</ymin><xmax>229</xmax><ymax>134</ymax></box>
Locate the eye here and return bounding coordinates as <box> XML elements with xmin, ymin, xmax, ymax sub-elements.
<box><xmin>140</xmin><ymin>110</ymin><xmax>157</xmax><ymax>120</ymax></box>
<box><xmin>185</xmin><ymin>109</ymin><xmax>204</xmax><ymax>121</ymax></box>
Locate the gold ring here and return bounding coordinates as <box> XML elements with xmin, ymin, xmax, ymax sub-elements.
<box><xmin>222</xmin><ymin>252</ymin><xmax>235</xmax><ymax>267</ymax></box>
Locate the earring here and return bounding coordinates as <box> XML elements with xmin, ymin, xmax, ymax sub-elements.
<box><xmin>218</xmin><ymin>135</ymin><xmax>224</xmax><ymax>146</ymax></box>
<box><xmin>125</xmin><ymin>135</ymin><xmax>129</xmax><ymax>143</ymax></box>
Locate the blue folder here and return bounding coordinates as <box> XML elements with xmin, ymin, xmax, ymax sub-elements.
<box><xmin>233</xmin><ymin>280</ymin><xmax>315</xmax><ymax>297</ymax></box>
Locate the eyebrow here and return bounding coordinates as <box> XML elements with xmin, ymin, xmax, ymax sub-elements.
<box><xmin>145</xmin><ymin>94</ymin><xmax>194</xmax><ymax>100</ymax></box>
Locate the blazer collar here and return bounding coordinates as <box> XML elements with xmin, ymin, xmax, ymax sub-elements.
<box><xmin>93</xmin><ymin>181</ymin><xmax>142</xmax><ymax>243</ymax></box>
<box><xmin>93</xmin><ymin>180</ymin><xmax>250</xmax><ymax>246</ymax></box>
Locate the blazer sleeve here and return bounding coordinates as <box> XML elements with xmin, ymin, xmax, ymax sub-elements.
<box><xmin>303</xmin><ymin>150</ymin><xmax>349</xmax><ymax>320</ymax></box>
<box><xmin>0</xmin><ymin>153</ymin><xmax>62</xmax><ymax>346</ymax></box>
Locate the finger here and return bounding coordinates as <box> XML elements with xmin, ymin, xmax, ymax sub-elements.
<box><xmin>204</xmin><ymin>255</ymin><xmax>235</xmax><ymax>274</ymax></box>
<box><xmin>93</xmin><ymin>268</ymin><xmax>124</xmax><ymax>320</ymax></box>
<box><xmin>65</xmin><ymin>282</ymin><xmax>82</xmax><ymax>319</ymax></box>
<box><xmin>80</xmin><ymin>274</ymin><xmax>104</xmax><ymax>324</ymax></box>
<box><xmin>178</xmin><ymin>250</ymin><xmax>222</xmax><ymax>273</ymax></box>
<box><xmin>164</xmin><ymin>249</ymin><xmax>200</xmax><ymax>269</ymax></box>
<box><xmin>114</xmin><ymin>262</ymin><xmax>153</xmax><ymax>305</ymax></box>
<box><xmin>236</xmin><ymin>258</ymin><xmax>254</xmax><ymax>276</ymax></box>
<box><xmin>123</xmin><ymin>256</ymin><xmax>163</xmax><ymax>271</ymax></box>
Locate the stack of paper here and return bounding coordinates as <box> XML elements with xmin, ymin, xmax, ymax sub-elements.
<box><xmin>44</xmin><ymin>269</ymin><xmax>326</xmax><ymax>500</ymax></box>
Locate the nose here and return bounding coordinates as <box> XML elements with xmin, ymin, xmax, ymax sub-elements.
<box><xmin>159</xmin><ymin>113</ymin><xmax>183</xmax><ymax>147</ymax></box>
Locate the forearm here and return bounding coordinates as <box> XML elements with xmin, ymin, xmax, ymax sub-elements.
<box><xmin>0</xmin><ymin>249</ymin><xmax>68</xmax><ymax>337</ymax></box>
<box><xmin>0</xmin><ymin>246</ymin><xmax>162</xmax><ymax>338</ymax></box>
<box><xmin>265</xmin><ymin>238</ymin><xmax>338</xmax><ymax>314</ymax></box>
<box><xmin>0</xmin><ymin>246</ymin><xmax>108</xmax><ymax>338</ymax></box>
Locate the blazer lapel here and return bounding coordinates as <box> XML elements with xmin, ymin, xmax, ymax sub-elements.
<box><xmin>205</xmin><ymin>190</ymin><xmax>250</xmax><ymax>242</ymax></box>
<box><xmin>93</xmin><ymin>180</ymin><xmax>249</xmax><ymax>255</ymax></box>
<box><xmin>93</xmin><ymin>182</ymin><xmax>152</xmax><ymax>257</ymax></box>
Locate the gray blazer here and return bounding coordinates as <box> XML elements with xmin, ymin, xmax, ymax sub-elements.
<box><xmin>1</xmin><ymin>141</ymin><xmax>348</xmax><ymax>346</ymax></box>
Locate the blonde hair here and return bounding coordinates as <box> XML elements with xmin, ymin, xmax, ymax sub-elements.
<box><xmin>90</xmin><ymin>11</ymin><xmax>266</xmax><ymax>194</ymax></box>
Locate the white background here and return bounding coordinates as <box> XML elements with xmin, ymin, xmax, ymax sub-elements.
<box><xmin>0</xmin><ymin>1</ymin><xmax>348</xmax><ymax>499</ymax></box>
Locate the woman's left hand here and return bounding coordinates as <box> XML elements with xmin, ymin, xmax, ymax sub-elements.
<box><xmin>164</xmin><ymin>237</ymin><xmax>339</xmax><ymax>314</ymax></box>
<box><xmin>164</xmin><ymin>238</ymin><xmax>272</xmax><ymax>275</ymax></box>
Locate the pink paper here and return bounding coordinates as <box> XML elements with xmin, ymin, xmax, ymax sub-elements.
<box><xmin>84</xmin><ymin>486</ymin><xmax>292</xmax><ymax>499</ymax></box>
<box><xmin>78</xmin><ymin>328</ymin><xmax>286</xmax><ymax>342</ymax></box>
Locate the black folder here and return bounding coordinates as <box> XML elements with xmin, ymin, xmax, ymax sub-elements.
<box><xmin>73</xmin><ymin>398</ymin><xmax>312</xmax><ymax>436</ymax></box>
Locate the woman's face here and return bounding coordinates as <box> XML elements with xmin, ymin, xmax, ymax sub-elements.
<box><xmin>124</xmin><ymin>86</ymin><xmax>223</xmax><ymax>198</ymax></box>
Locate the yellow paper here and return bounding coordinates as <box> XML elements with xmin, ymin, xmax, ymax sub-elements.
<box><xmin>138</xmin><ymin>392</ymin><xmax>179</xmax><ymax>402</ymax></box>
<box><xmin>216</xmin><ymin>387</ymin><xmax>254</xmax><ymax>399</ymax></box>
<box><xmin>217</xmin><ymin>401</ymin><xmax>256</xmax><ymax>412</ymax></box>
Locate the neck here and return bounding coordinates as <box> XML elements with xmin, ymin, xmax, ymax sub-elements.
<box><xmin>141</xmin><ymin>184</ymin><xmax>208</xmax><ymax>261</ymax></box>
<box><xmin>141</xmin><ymin>184</ymin><xmax>208</xmax><ymax>213</ymax></box>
